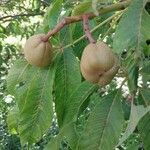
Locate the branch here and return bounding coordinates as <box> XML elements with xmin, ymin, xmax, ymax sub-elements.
<box><xmin>42</xmin><ymin>0</ymin><xmax>131</xmax><ymax>42</ymax></box>
<box><xmin>0</xmin><ymin>12</ymin><xmax>44</xmax><ymax>21</ymax></box>
<box><xmin>62</xmin><ymin>10</ymin><xmax>124</xmax><ymax>49</ymax></box>
<box><xmin>82</xmin><ymin>14</ymin><xmax>96</xmax><ymax>43</ymax></box>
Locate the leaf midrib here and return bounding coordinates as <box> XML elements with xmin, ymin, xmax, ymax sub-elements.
<box><xmin>97</xmin><ymin>90</ymin><xmax>119</xmax><ymax>149</ymax></box>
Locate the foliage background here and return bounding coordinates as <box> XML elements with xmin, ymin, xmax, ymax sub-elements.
<box><xmin>0</xmin><ymin>0</ymin><xmax>57</xmax><ymax>149</ymax></box>
<box><xmin>0</xmin><ymin>0</ymin><xmax>150</xmax><ymax>150</ymax></box>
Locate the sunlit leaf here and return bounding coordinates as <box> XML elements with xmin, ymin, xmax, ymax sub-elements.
<box><xmin>63</xmin><ymin>81</ymin><xmax>97</xmax><ymax>125</ymax></box>
<box><xmin>117</xmin><ymin>102</ymin><xmax>150</xmax><ymax>146</ymax></box>
<box><xmin>58</xmin><ymin>9</ymin><xmax>73</xmax><ymax>45</ymax></box>
<box><xmin>7</xmin><ymin>59</ymin><xmax>29</xmax><ymax>95</ymax></box>
<box><xmin>72</xmin><ymin>1</ymin><xmax>92</xmax><ymax>16</ymax></box>
<box><xmin>127</xmin><ymin>61</ymin><xmax>139</xmax><ymax>93</ymax></box>
<box><xmin>141</xmin><ymin>61</ymin><xmax>150</xmax><ymax>75</ymax></box>
<box><xmin>92</xmin><ymin>0</ymin><xmax>113</xmax><ymax>16</ymax></box>
<box><xmin>55</xmin><ymin>48</ymin><xmax>81</xmax><ymax>127</ymax></box>
<box><xmin>7</xmin><ymin>105</ymin><xmax>19</xmax><ymax>134</ymax></box>
<box><xmin>43</xmin><ymin>0</ymin><xmax>63</xmax><ymax>32</ymax></box>
<box><xmin>138</xmin><ymin>88</ymin><xmax>150</xmax><ymax>150</ymax></box>
<box><xmin>123</xmin><ymin>52</ymin><xmax>139</xmax><ymax>93</ymax></box>
<box><xmin>44</xmin><ymin>122</ymin><xmax>78</xmax><ymax>150</ymax></box>
<box><xmin>122</xmin><ymin>99</ymin><xmax>131</xmax><ymax>120</ymax></box>
<box><xmin>113</xmin><ymin>0</ymin><xmax>148</xmax><ymax>54</ymax></box>
<box><xmin>76</xmin><ymin>90</ymin><xmax>124</xmax><ymax>150</ymax></box>
<box><xmin>141</xmin><ymin>10</ymin><xmax>150</xmax><ymax>41</ymax></box>
<box><xmin>7</xmin><ymin>59</ymin><xmax>56</xmax><ymax>145</ymax></box>
<box><xmin>140</xmin><ymin>88</ymin><xmax>150</xmax><ymax>105</ymax></box>
<box><xmin>72</xmin><ymin>0</ymin><xmax>113</xmax><ymax>16</ymax></box>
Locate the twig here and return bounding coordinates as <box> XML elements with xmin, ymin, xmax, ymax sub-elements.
<box><xmin>41</xmin><ymin>0</ymin><xmax>131</xmax><ymax>42</ymax></box>
<box><xmin>62</xmin><ymin>11</ymin><xmax>124</xmax><ymax>49</ymax></box>
<box><xmin>0</xmin><ymin>12</ymin><xmax>44</xmax><ymax>21</ymax></box>
<box><xmin>127</xmin><ymin>93</ymin><xmax>135</xmax><ymax>103</ymax></box>
<box><xmin>82</xmin><ymin>14</ymin><xmax>96</xmax><ymax>43</ymax></box>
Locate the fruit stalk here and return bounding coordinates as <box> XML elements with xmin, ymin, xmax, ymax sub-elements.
<box><xmin>82</xmin><ymin>14</ymin><xmax>96</xmax><ymax>44</ymax></box>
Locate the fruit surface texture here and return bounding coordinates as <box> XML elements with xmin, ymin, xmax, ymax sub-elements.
<box><xmin>24</xmin><ymin>34</ymin><xmax>52</xmax><ymax>67</ymax></box>
<box><xmin>80</xmin><ymin>41</ymin><xmax>119</xmax><ymax>86</ymax></box>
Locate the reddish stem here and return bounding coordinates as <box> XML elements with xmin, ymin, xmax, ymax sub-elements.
<box><xmin>126</xmin><ymin>93</ymin><xmax>135</xmax><ymax>103</ymax></box>
<box><xmin>41</xmin><ymin>14</ymin><xmax>95</xmax><ymax>42</ymax></box>
<box><xmin>41</xmin><ymin>0</ymin><xmax>131</xmax><ymax>42</ymax></box>
<box><xmin>41</xmin><ymin>15</ymin><xmax>85</xmax><ymax>42</ymax></box>
<box><xmin>82</xmin><ymin>14</ymin><xmax>96</xmax><ymax>44</ymax></box>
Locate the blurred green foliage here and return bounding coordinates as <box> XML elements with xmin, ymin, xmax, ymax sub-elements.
<box><xmin>0</xmin><ymin>0</ymin><xmax>150</xmax><ymax>149</ymax></box>
<box><xmin>0</xmin><ymin>0</ymin><xmax>56</xmax><ymax>149</ymax></box>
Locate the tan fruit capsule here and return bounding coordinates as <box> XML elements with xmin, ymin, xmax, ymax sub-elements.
<box><xmin>80</xmin><ymin>41</ymin><xmax>119</xmax><ymax>86</ymax></box>
<box><xmin>24</xmin><ymin>34</ymin><xmax>53</xmax><ymax>67</ymax></box>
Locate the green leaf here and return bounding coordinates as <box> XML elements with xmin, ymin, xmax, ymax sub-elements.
<box><xmin>138</xmin><ymin>114</ymin><xmax>150</xmax><ymax>150</ymax></box>
<box><xmin>141</xmin><ymin>61</ymin><xmax>150</xmax><ymax>75</ymax></box>
<box><xmin>123</xmin><ymin>52</ymin><xmax>139</xmax><ymax>93</ymax></box>
<box><xmin>7</xmin><ymin>59</ymin><xmax>56</xmax><ymax>145</ymax></box>
<box><xmin>76</xmin><ymin>90</ymin><xmax>124</xmax><ymax>150</ymax></box>
<box><xmin>7</xmin><ymin>59</ymin><xmax>29</xmax><ymax>95</ymax></box>
<box><xmin>61</xmin><ymin>122</ymin><xmax>79</xmax><ymax>150</ymax></box>
<box><xmin>127</xmin><ymin>61</ymin><xmax>139</xmax><ymax>93</ymax></box>
<box><xmin>44</xmin><ymin>137</ymin><xmax>59</xmax><ymax>150</ymax></box>
<box><xmin>63</xmin><ymin>81</ymin><xmax>97</xmax><ymax>125</ymax></box>
<box><xmin>126</xmin><ymin>142</ymin><xmax>139</xmax><ymax>150</ymax></box>
<box><xmin>113</xmin><ymin>0</ymin><xmax>148</xmax><ymax>54</ymax></box>
<box><xmin>45</xmin><ymin>82</ymin><xmax>96</xmax><ymax>150</ymax></box>
<box><xmin>141</xmin><ymin>10</ymin><xmax>150</xmax><ymax>42</ymax></box>
<box><xmin>142</xmin><ymin>10</ymin><xmax>150</xmax><ymax>56</ymax></box>
<box><xmin>32</xmin><ymin>0</ymin><xmax>41</xmax><ymax>12</ymax></box>
<box><xmin>138</xmin><ymin>88</ymin><xmax>150</xmax><ymax>150</ymax></box>
<box><xmin>58</xmin><ymin>9</ymin><xmax>73</xmax><ymax>45</ymax></box>
<box><xmin>55</xmin><ymin>48</ymin><xmax>81</xmax><ymax>127</ymax></box>
<box><xmin>72</xmin><ymin>1</ymin><xmax>92</xmax><ymax>16</ymax></box>
<box><xmin>44</xmin><ymin>122</ymin><xmax>78</xmax><ymax>150</ymax></box>
<box><xmin>72</xmin><ymin>0</ymin><xmax>113</xmax><ymax>16</ymax></box>
<box><xmin>43</xmin><ymin>0</ymin><xmax>63</xmax><ymax>32</ymax></box>
<box><xmin>139</xmin><ymin>88</ymin><xmax>150</xmax><ymax>105</ymax></box>
<box><xmin>72</xmin><ymin>22</ymin><xmax>87</xmax><ymax>58</ymax></box>
<box><xmin>7</xmin><ymin>105</ymin><xmax>19</xmax><ymax>134</ymax></box>
<box><xmin>78</xmin><ymin>89</ymin><xmax>100</xmax><ymax>116</ymax></box>
<box><xmin>18</xmin><ymin>66</ymin><xmax>55</xmax><ymax>145</ymax></box>
<box><xmin>141</xmin><ymin>61</ymin><xmax>150</xmax><ymax>86</ymax></box>
<box><xmin>117</xmin><ymin>102</ymin><xmax>150</xmax><ymax>146</ymax></box>
<box><xmin>138</xmin><ymin>113</ymin><xmax>150</xmax><ymax>150</ymax></box>
<box><xmin>91</xmin><ymin>0</ymin><xmax>114</xmax><ymax>16</ymax></box>
<box><xmin>122</xmin><ymin>99</ymin><xmax>131</xmax><ymax>120</ymax></box>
